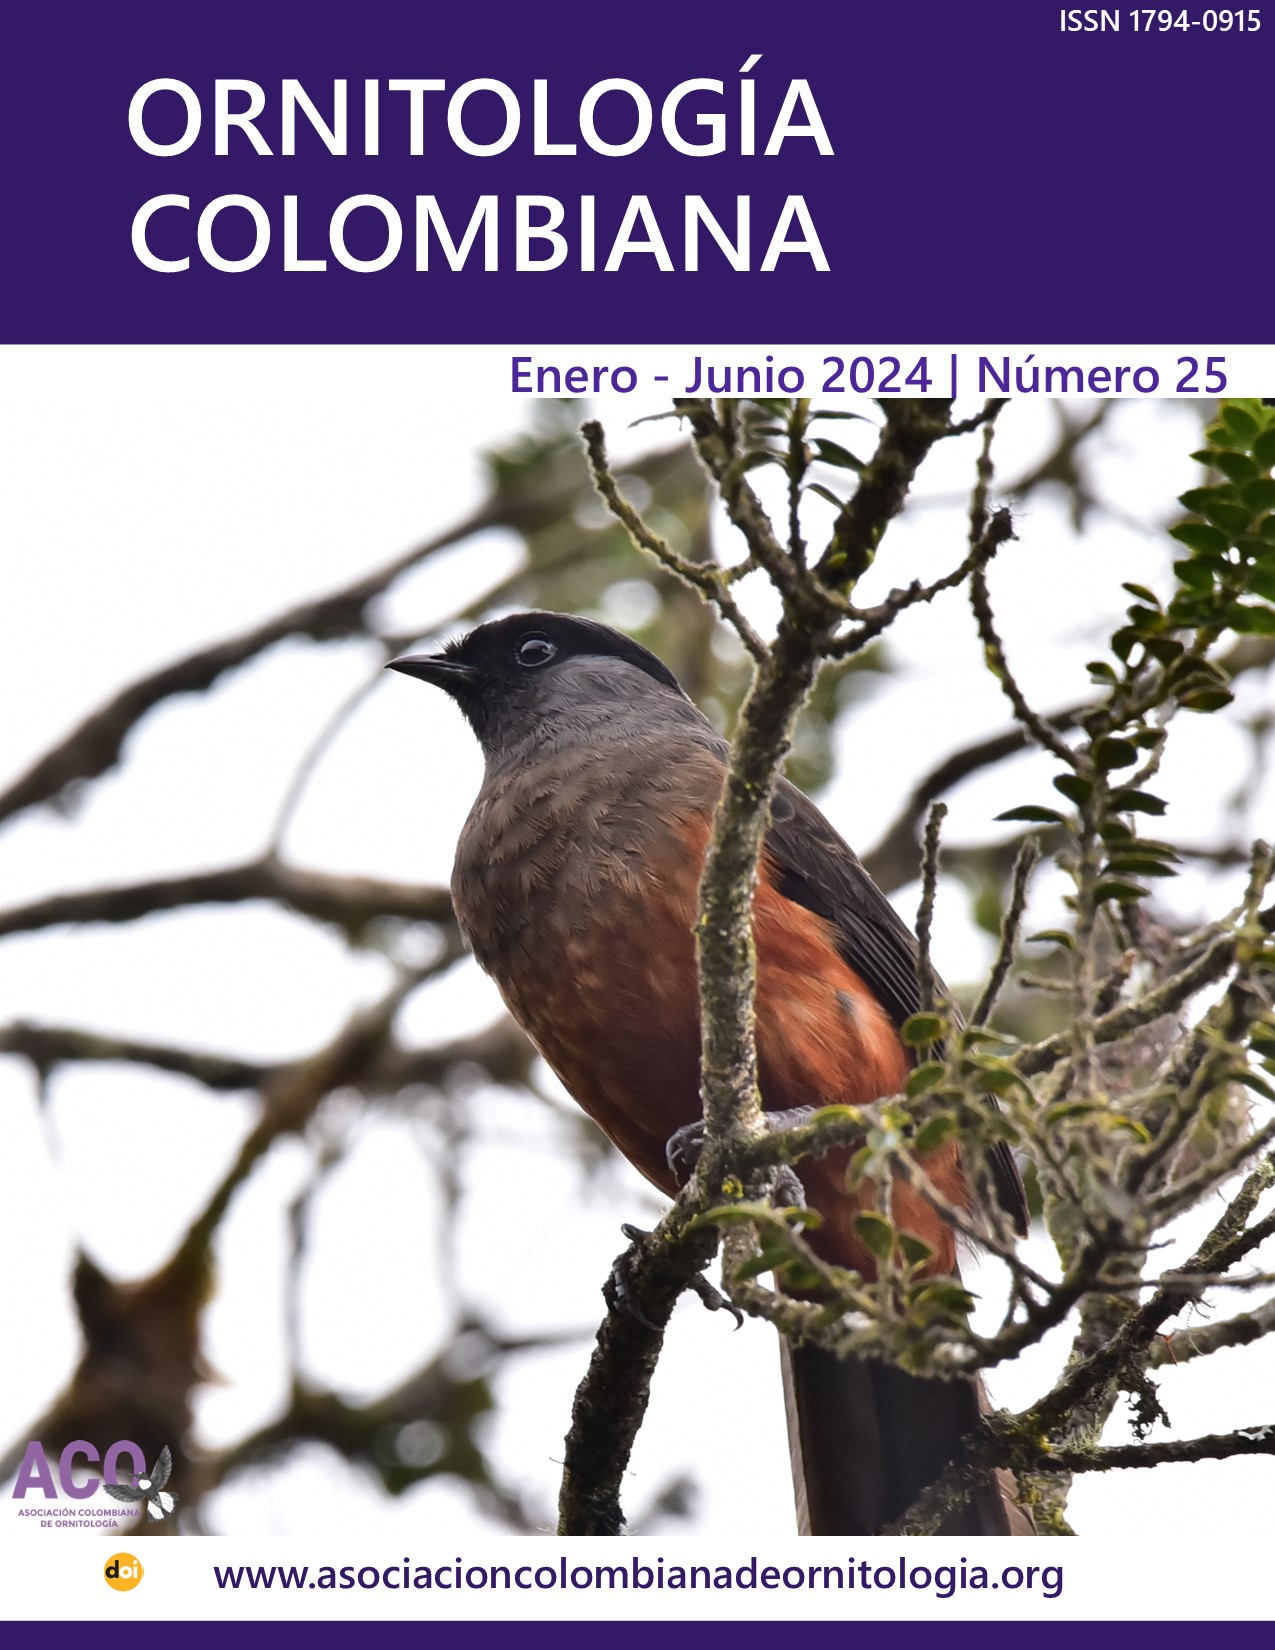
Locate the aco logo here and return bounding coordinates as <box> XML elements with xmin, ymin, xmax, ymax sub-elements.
<box><xmin>104</xmin><ymin>1553</ymin><xmax>144</xmax><ymax>1592</ymax></box>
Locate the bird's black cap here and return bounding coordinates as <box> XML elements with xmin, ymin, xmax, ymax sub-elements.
<box><xmin>388</xmin><ymin>610</ymin><xmax>684</xmax><ymax>697</ymax></box>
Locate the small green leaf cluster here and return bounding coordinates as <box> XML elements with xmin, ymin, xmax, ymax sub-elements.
<box><xmin>720</xmin><ymin>399</ymin><xmax>873</xmax><ymax>515</ymax></box>
<box><xmin>997</xmin><ymin>402</ymin><xmax>1275</xmax><ymax>913</ymax></box>
<box><xmin>1168</xmin><ymin>401</ymin><xmax>1275</xmax><ymax>646</ymax></box>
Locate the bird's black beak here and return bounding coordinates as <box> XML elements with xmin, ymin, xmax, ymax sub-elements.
<box><xmin>386</xmin><ymin>653</ymin><xmax>478</xmax><ymax>697</ymax></box>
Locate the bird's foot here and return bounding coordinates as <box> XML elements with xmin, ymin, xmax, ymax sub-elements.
<box><xmin>604</xmin><ymin>1223</ymin><xmax>743</xmax><ymax>1330</ymax></box>
<box><xmin>758</xmin><ymin>1106</ymin><xmax>818</xmax><ymax>1211</ymax></box>
<box><xmin>667</xmin><ymin>1109</ymin><xmax>814</xmax><ymax>1207</ymax></box>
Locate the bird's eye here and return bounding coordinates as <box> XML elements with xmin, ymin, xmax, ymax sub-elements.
<box><xmin>516</xmin><ymin>635</ymin><xmax>557</xmax><ymax>669</ymax></box>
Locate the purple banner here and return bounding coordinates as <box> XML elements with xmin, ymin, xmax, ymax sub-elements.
<box><xmin>4</xmin><ymin>1</ymin><xmax>1271</xmax><ymax>342</ymax></box>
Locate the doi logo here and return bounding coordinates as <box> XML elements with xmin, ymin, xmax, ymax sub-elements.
<box><xmin>104</xmin><ymin>1553</ymin><xmax>144</xmax><ymax>1592</ymax></box>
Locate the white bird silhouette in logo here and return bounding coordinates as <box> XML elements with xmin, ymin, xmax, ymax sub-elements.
<box><xmin>105</xmin><ymin>1446</ymin><xmax>177</xmax><ymax>1521</ymax></box>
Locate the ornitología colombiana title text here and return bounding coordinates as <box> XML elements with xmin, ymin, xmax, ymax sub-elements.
<box><xmin>129</xmin><ymin>58</ymin><xmax>833</xmax><ymax>275</ymax></box>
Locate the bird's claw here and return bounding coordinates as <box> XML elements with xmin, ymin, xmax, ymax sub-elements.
<box><xmin>665</xmin><ymin>1121</ymin><xmax>705</xmax><ymax>1185</ymax></box>
<box><xmin>604</xmin><ymin>1225</ymin><xmax>663</xmax><ymax>1331</ymax></box>
<box><xmin>770</xmin><ymin>1163</ymin><xmax>808</xmax><ymax>1210</ymax></box>
<box><xmin>687</xmin><ymin>1272</ymin><xmax>744</xmax><ymax>1329</ymax></box>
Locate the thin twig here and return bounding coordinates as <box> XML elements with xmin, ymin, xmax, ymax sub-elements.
<box><xmin>972</xmin><ymin>837</ymin><xmax>1040</xmax><ymax>1026</ymax></box>
<box><xmin>915</xmin><ymin>803</ymin><xmax>947</xmax><ymax>1017</ymax></box>
<box><xmin>969</xmin><ymin>562</ymin><xmax>1080</xmax><ymax>766</ymax></box>
<box><xmin>581</xmin><ymin>420</ymin><xmax>768</xmax><ymax>662</ymax></box>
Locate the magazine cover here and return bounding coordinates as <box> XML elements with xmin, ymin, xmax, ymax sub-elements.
<box><xmin>3</xmin><ymin>1</ymin><xmax>1272</xmax><ymax>1637</ymax></box>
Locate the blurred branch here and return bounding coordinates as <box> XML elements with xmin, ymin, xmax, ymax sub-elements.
<box><xmin>0</xmin><ymin>856</ymin><xmax>454</xmax><ymax>942</ymax></box>
<box><xmin>862</xmin><ymin>713</ymin><xmax>1080</xmax><ymax>892</ymax></box>
<box><xmin>0</xmin><ymin>1021</ymin><xmax>279</xmax><ymax>1091</ymax></box>
<box><xmin>861</xmin><ymin>633</ymin><xmax>1275</xmax><ymax>895</ymax></box>
<box><xmin>0</xmin><ymin>441</ymin><xmax>695</xmax><ymax>830</ymax></box>
<box><xmin>0</xmin><ymin>1012</ymin><xmax>534</xmax><ymax>1100</ymax></box>
<box><xmin>1004</xmin><ymin>403</ymin><xmax>1114</xmax><ymax>530</ymax></box>
<box><xmin>210</xmin><ymin>1316</ymin><xmax>584</xmax><ymax>1531</ymax></box>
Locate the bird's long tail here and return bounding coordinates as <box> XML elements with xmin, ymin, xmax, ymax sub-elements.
<box><xmin>781</xmin><ymin>1340</ymin><xmax>1033</xmax><ymax>1536</ymax></box>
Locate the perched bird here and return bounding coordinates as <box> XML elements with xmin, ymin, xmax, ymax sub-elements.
<box><xmin>390</xmin><ymin>610</ymin><xmax>1031</xmax><ymax>1536</ymax></box>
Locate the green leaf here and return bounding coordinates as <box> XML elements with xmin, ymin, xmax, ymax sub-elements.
<box><xmin>846</xmin><ymin>1146</ymin><xmax>874</xmax><ymax>1185</ymax></box>
<box><xmin>1208</xmin><ymin>501</ymin><xmax>1252</xmax><ymax>537</ymax></box>
<box><xmin>1121</xmin><ymin>582</ymin><xmax>1160</xmax><ymax>607</ymax></box>
<box><xmin>1213</xmin><ymin>451</ymin><xmax>1258</xmax><ymax>485</ymax></box>
<box><xmin>1242</xmin><ymin>478</ymin><xmax>1275</xmax><ymax>512</ymax></box>
<box><xmin>1252</xmin><ymin>427</ymin><xmax>1275</xmax><ymax>469</ymax></box>
<box><xmin>964</xmin><ymin>1054</ymin><xmax>1029</xmax><ymax>1099</ymax></box>
<box><xmin>1221</xmin><ymin>404</ymin><xmax>1260</xmax><ymax>442</ymax></box>
<box><xmin>913</xmin><ymin>1113</ymin><xmax>958</xmax><ymax>1154</ymax></box>
<box><xmin>1094</xmin><ymin>737</ymin><xmax>1138</xmax><ymax>771</ymax></box>
<box><xmin>1233</xmin><ymin>1069</ymin><xmax>1275</xmax><ymax>1101</ymax></box>
<box><xmin>1095</xmin><ymin>878</ymin><xmax>1150</xmax><ymax>903</ymax></box>
<box><xmin>1087</xmin><ymin>659</ymin><xmax>1118</xmax><ymax>683</ymax></box>
<box><xmin>1169</xmin><ymin>522</ymin><xmax>1230</xmax><ymax>556</ymax></box>
<box><xmin>1108</xmin><ymin>788</ymin><xmax>1167</xmax><ymax>815</ymax></box>
<box><xmin>1027</xmin><ymin>928</ymin><xmax>1075</xmax><ymax>949</ymax></box>
<box><xmin>1173</xmin><ymin>558</ymin><xmax>1215</xmax><ymax>594</ymax></box>
<box><xmin>1166</xmin><ymin>655</ymin><xmax>1228</xmax><ymax>690</ymax></box>
<box><xmin>1110</xmin><ymin>625</ymin><xmax>1140</xmax><ymax>662</ymax></box>
<box><xmin>910</xmin><ymin>1280</ymin><xmax>976</xmax><ymax>1317</ymax></box>
<box><xmin>1244</xmin><ymin>567</ymin><xmax>1275</xmax><ymax>606</ymax></box>
<box><xmin>905</xmin><ymin>1062</ymin><xmax>947</xmax><ymax>1100</ymax></box>
<box><xmin>1180</xmin><ymin>688</ymin><xmax>1235</xmax><ymax>712</ymax></box>
<box><xmin>1112</xmin><ymin>837</ymin><xmax>1179</xmax><ymax>860</ymax></box>
<box><xmin>1053</xmin><ymin>773</ymin><xmax>1092</xmax><ymax>806</ymax></box>
<box><xmin>1144</xmin><ymin>636</ymin><xmax>1184</xmax><ymax>665</ymax></box>
<box><xmin>1104</xmin><ymin>856</ymin><xmax>1178</xmax><ymax>879</ymax></box>
<box><xmin>734</xmin><ymin>1244</ymin><xmax>795</xmax><ymax>1282</ymax></box>
<box><xmin>813</xmin><ymin>438</ymin><xmax>864</xmax><ymax>473</ymax></box>
<box><xmin>804</xmin><ymin>482</ymin><xmax>847</xmax><ymax>509</ymax></box>
<box><xmin>807</xmin><ymin>1103</ymin><xmax>866</xmax><ymax>1128</ymax></box>
<box><xmin>854</xmin><ymin>1212</ymin><xmax>895</xmax><ymax>1261</ymax></box>
<box><xmin>1045</xmin><ymin>1100</ymin><xmax>1107</xmax><ymax>1124</ymax></box>
<box><xmin>896</xmin><ymin>1232</ymin><xmax>935</xmax><ymax>1269</ymax></box>
<box><xmin>994</xmin><ymin>805</ymin><xmax>1066</xmax><ymax>824</ymax></box>
<box><xmin>1229</xmin><ymin>603</ymin><xmax>1275</xmax><ymax>635</ymax></box>
<box><xmin>723</xmin><ymin>449</ymin><xmax>780</xmax><ymax>486</ymax></box>
<box><xmin>901</xmin><ymin>1012</ymin><xmax>947</xmax><ymax>1047</ymax></box>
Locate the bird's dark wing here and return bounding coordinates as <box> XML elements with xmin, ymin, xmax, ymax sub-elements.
<box><xmin>149</xmin><ymin>1446</ymin><xmax>172</xmax><ymax>1491</ymax></box>
<box><xmin>103</xmin><ymin>1482</ymin><xmax>143</xmax><ymax>1502</ymax></box>
<box><xmin>768</xmin><ymin>778</ymin><xmax>926</xmax><ymax>1031</ymax></box>
<box><xmin>766</xmin><ymin>775</ymin><xmax>1028</xmax><ymax>1235</ymax></box>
